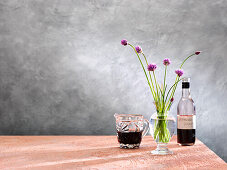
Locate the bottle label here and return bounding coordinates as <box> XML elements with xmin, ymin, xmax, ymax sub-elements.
<box><xmin>177</xmin><ymin>115</ymin><xmax>196</xmax><ymax>129</ymax></box>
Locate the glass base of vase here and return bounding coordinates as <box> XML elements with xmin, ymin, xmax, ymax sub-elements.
<box><xmin>151</xmin><ymin>143</ymin><xmax>173</xmax><ymax>155</ymax></box>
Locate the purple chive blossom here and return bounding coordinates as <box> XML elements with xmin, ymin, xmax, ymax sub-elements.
<box><xmin>121</xmin><ymin>39</ymin><xmax>128</xmax><ymax>46</ymax></box>
<box><xmin>163</xmin><ymin>58</ymin><xmax>171</xmax><ymax>66</ymax></box>
<box><xmin>147</xmin><ymin>63</ymin><xmax>157</xmax><ymax>71</ymax></box>
<box><xmin>195</xmin><ymin>51</ymin><xmax>201</xmax><ymax>55</ymax></box>
<box><xmin>135</xmin><ymin>46</ymin><xmax>142</xmax><ymax>53</ymax></box>
<box><xmin>175</xmin><ymin>69</ymin><xmax>184</xmax><ymax>77</ymax></box>
<box><xmin>170</xmin><ymin>97</ymin><xmax>174</xmax><ymax>102</ymax></box>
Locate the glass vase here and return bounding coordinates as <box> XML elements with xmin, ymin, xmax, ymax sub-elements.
<box><xmin>149</xmin><ymin>112</ymin><xmax>176</xmax><ymax>155</ymax></box>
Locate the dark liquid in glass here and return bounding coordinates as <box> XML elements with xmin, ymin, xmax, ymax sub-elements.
<box><xmin>117</xmin><ymin>131</ymin><xmax>142</xmax><ymax>144</ymax></box>
<box><xmin>177</xmin><ymin>129</ymin><xmax>195</xmax><ymax>145</ymax></box>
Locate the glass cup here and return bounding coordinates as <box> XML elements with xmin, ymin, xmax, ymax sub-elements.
<box><xmin>114</xmin><ymin>113</ymin><xmax>149</xmax><ymax>149</ymax></box>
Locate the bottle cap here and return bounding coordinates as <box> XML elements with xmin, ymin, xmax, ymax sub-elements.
<box><xmin>182</xmin><ymin>77</ymin><xmax>190</xmax><ymax>88</ymax></box>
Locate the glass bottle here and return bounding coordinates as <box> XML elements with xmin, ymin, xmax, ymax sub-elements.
<box><xmin>177</xmin><ymin>77</ymin><xmax>196</xmax><ymax>146</ymax></box>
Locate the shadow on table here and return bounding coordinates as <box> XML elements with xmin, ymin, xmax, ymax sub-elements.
<box><xmin>18</xmin><ymin>142</ymin><xmax>205</xmax><ymax>169</ymax></box>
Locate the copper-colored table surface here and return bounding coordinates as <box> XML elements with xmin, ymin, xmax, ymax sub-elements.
<box><xmin>0</xmin><ymin>136</ymin><xmax>226</xmax><ymax>170</ymax></box>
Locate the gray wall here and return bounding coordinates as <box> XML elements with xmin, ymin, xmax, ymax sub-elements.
<box><xmin>0</xmin><ymin>0</ymin><xmax>226</xmax><ymax>161</ymax></box>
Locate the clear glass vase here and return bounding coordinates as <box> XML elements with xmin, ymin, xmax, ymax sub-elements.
<box><xmin>149</xmin><ymin>112</ymin><xmax>176</xmax><ymax>155</ymax></box>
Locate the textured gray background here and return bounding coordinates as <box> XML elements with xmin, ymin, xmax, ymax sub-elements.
<box><xmin>0</xmin><ymin>0</ymin><xmax>227</xmax><ymax>161</ymax></box>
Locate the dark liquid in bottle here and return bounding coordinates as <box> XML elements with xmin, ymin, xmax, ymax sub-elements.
<box><xmin>117</xmin><ymin>131</ymin><xmax>142</xmax><ymax>144</ymax></box>
<box><xmin>177</xmin><ymin>129</ymin><xmax>195</xmax><ymax>145</ymax></box>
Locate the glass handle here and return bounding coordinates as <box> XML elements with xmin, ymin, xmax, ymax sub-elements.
<box><xmin>142</xmin><ymin>119</ymin><xmax>150</xmax><ymax>137</ymax></box>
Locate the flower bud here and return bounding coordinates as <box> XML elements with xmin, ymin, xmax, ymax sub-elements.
<box><xmin>170</xmin><ymin>97</ymin><xmax>174</xmax><ymax>102</ymax></box>
<box><xmin>175</xmin><ymin>69</ymin><xmax>184</xmax><ymax>77</ymax></box>
<box><xmin>147</xmin><ymin>63</ymin><xmax>157</xmax><ymax>71</ymax></box>
<box><xmin>163</xmin><ymin>58</ymin><xmax>171</xmax><ymax>66</ymax></box>
<box><xmin>121</xmin><ymin>39</ymin><xmax>128</xmax><ymax>46</ymax></box>
<box><xmin>135</xmin><ymin>46</ymin><xmax>142</xmax><ymax>53</ymax></box>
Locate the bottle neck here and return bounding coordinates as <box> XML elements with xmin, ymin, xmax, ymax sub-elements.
<box><xmin>182</xmin><ymin>88</ymin><xmax>191</xmax><ymax>98</ymax></box>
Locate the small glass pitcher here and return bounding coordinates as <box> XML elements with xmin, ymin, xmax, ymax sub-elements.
<box><xmin>114</xmin><ymin>113</ymin><xmax>149</xmax><ymax>148</ymax></box>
